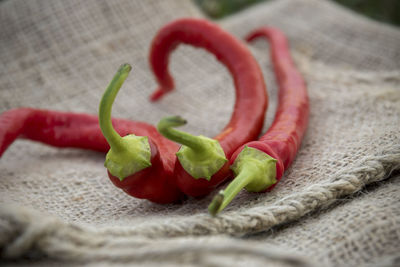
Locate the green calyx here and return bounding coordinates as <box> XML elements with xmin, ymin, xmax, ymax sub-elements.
<box><xmin>176</xmin><ymin>136</ymin><xmax>227</xmax><ymax>180</ymax></box>
<box><xmin>104</xmin><ymin>135</ymin><xmax>151</xmax><ymax>181</ymax></box>
<box><xmin>208</xmin><ymin>146</ymin><xmax>277</xmax><ymax>216</ymax></box>
<box><xmin>99</xmin><ymin>63</ymin><xmax>152</xmax><ymax>181</ymax></box>
<box><xmin>157</xmin><ymin>116</ymin><xmax>227</xmax><ymax>180</ymax></box>
<box><xmin>232</xmin><ymin>146</ymin><xmax>277</xmax><ymax>192</ymax></box>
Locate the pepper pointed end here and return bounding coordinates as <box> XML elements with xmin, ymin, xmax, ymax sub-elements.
<box><xmin>150</xmin><ymin>85</ymin><xmax>174</xmax><ymax>102</ymax></box>
<box><xmin>150</xmin><ymin>88</ymin><xmax>166</xmax><ymax>102</ymax></box>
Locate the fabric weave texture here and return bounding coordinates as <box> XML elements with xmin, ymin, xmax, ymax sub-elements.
<box><xmin>0</xmin><ymin>0</ymin><xmax>399</xmax><ymax>266</ymax></box>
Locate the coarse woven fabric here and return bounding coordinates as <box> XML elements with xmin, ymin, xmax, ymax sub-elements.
<box><xmin>0</xmin><ymin>0</ymin><xmax>400</xmax><ymax>266</ymax></box>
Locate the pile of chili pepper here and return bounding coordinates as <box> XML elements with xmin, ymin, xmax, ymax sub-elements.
<box><xmin>0</xmin><ymin>18</ymin><xmax>308</xmax><ymax>215</ymax></box>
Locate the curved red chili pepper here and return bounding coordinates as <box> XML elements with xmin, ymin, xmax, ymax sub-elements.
<box><xmin>152</xmin><ymin>18</ymin><xmax>268</xmax><ymax>197</ymax></box>
<box><xmin>209</xmin><ymin>27</ymin><xmax>310</xmax><ymax>215</ymax></box>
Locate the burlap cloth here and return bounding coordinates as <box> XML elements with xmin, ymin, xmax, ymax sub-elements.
<box><xmin>1</xmin><ymin>0</ymin><xmax>399</xmax><ymax>266</ymax></box>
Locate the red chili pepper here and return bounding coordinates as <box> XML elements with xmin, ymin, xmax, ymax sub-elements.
<box><xmin>152</xmin><ymin>18</ymin><xmax>268</xmax><ymax>197</ymax></box>
<box><xmin>208</xmin><ymin>27</ymin><xmax>310</xmax><ymax>215</ymax></box>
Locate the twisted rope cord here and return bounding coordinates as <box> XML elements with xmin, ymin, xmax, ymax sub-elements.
<box><xmin>0</xmin><ymin>205</ymin><xmax>312</xmax><ymax>266</ymax></box>
<box><xmin>1</xmin><ymin>145</ymin><xmax>399</xmax><ymax>263</ymax></box>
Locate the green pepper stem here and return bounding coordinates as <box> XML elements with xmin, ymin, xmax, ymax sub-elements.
<box><xmin>99</xmin><ymin>63</ymin><xmax>132</xmax><ymax>152</ymax></box>
<box><xmin>157</xmin><ymin>116</ymin><xmax>204</xmax><ymax>151</ymax></box>
<box><xmin>208</xmin><ymin>166</ymin><xmax>254</xmax><ymax>216</ymax></box>
<box><xmin>157</xmin><ymin>116</ymin><xmax>227</xmax><ymax>180</ymax></box>
<box><xmin>98</xmin><ymin>64</ymin><xmax>152</xmax><ymax>181</ymax></box>
<box><xmin>208</xmin><ymin>146</ymin><xmax>277</xmax><ymax>216</ymax></box>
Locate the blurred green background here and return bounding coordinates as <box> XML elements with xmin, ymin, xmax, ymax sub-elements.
<box><xmin>195</xmin><ymin>0</ymin><xmax>400</xmax><ymax>26</ymax></box>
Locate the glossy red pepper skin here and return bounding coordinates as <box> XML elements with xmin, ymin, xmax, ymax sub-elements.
<box><xmin>231</xmin><ymin>26</ymin><xmax>309</xmax><ymax>190</ymax></box>
<box><xmin>0</xmin><ymin>108</ymin><xmax>183</xmax><ymax>203</ymax></box>
<box><xmin>150</xmin><ymin>18</ymin><xmax>268</xmax><ymax>197</ymax></box>
<box><xmin>104</xmin><ymin>121</ymin><xmax>183</xmax><ymax>203</ymax></box>
<box><xmin>107</xmin><ymin>138</ymin><xmax>182</xmax><ymax>204</ymax></box>
<box><xmin>0</xmin><ymin>108</ymin><xmax>102</xmax><ymax>155</ymax></box>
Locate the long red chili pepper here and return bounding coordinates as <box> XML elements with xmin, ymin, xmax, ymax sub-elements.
<box><xmin>152</xmin><ymin>18</ymin><xmax>268</xmax><ymax>197</ymax></box>
<box><xmin>208</xmin><ymin>27</ymin><xmax>310</xmax><ymax>215</ymax></box>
